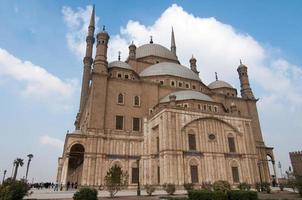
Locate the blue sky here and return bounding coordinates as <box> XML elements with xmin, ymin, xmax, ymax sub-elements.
<box><xmin>0</xmin><ymin>0</ymin><xmax>301</xmax><ymax>182</ymax></box>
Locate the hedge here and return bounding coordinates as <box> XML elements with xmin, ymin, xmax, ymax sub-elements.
<box><xmin>188</xmin><ymin>190</ymin><xmax>227</xmax><ymax>200</ymax></box>
<box><xmin>228</xmin><ymin>190</ymin><xmax>258</xmax><ymax>200</ymax></box>
<box><xmin>188</xmin><ymin>190</ymin><xmax>258</xmax><ymax>200</ymax></box>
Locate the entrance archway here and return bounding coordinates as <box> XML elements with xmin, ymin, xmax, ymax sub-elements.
<box><xmin>67</xmin><ymin>144</ymin><xmax>85</xmax><ymax>186</ymax></box>
<box><xmin>266</xmin><ymin>154</ymin><xmax>277</xmax><ymax>186</ymax></box>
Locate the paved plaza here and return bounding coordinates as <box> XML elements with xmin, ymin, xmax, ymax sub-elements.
<box><xmin>24</xmin><ymin>188</ymin><xmax>186</xmax><ymax>199</ymax></box>
<box><xmin>24</xmin><ymin>188</ymin><xmax>301</xmax><ymax>200</ymax></box>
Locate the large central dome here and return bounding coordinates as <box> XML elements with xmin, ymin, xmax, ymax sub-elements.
<box><xmin>140</xmin><ymin>62</ymin><xmax>201</xmax><ymax>81</ymax></box>
<box><xmin>136</xmin><ymin>43</ymin><xmax>178</xmax><ymax>61</ymax></box>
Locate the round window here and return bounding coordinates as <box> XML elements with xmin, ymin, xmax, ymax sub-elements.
<box><xmin>208</xmin><ymin>134</ymin><xmax>216</xmax><ymax>140</ymax></box>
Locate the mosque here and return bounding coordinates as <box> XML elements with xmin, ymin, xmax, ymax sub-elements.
<box><xmin>56</xmin><ymin>6</ymin><xmax>276</xmax><ymax>188</ymax></box>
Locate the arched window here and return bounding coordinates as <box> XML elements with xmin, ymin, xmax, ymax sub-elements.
<box><xmin>190</xmin><ymin>165</ymin><xmax>198</xmax><ymax>183</ymax></box>
<box><xmin>131</xmin><ymin>162</ymin><xmax>139</xmax><ymax>184</ymax></box>
<box><xmin>189</xmin><ymin>159</ymin><xmax>199</xmax><ymax>183</ymax></box>
<box><xmin>134</xmin><ymin>96</ymin><xmax>140</xmax><ymax>106</ymax></box>
<box><xmin>228</xmin><ymin>136</ymin><xmax>236</xmax><ymax>153</ymax></box>
<box><xmin>230</xmin><ymin>160</ymin><xmax>240</xmax><ymax>183</ymax></box>
<box><xmin>188</xmin><ymin>133</ymin><xmax>196</xmax><ymax>151</ymax></box>
<box><xmin>117</xmin><ymin>93</ymin><xmax>124</xmax><ymax>104</ymax></box>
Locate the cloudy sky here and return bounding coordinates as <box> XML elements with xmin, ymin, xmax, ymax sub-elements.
<box><xmin>0</xmin><ymin>0</ymin><xmax>301</xmax><ymax>182</ymax></box>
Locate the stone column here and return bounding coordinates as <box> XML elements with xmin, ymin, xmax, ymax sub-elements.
<box><xmin>60</xmin><ymin>155</ymin><xmax>69</xmax><ymax>188</ymax></box>
<box><xmin>272</xmin><ymin>160</ymin><xmax>278</xmax><ymax>184</ymax></box>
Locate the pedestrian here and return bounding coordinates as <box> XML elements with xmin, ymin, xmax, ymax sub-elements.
<box><xmin>67</xmin><ymin>181</ymin><xmax>70</xmax><ymax>191</ymax></box>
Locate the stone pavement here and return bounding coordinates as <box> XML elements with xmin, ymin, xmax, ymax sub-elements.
<box><xmin>24</xmin><ymin>188</ymin><xmax>187</xmax><ymax>200</ymax></box>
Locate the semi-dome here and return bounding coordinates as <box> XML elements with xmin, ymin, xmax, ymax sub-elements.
<box><xmin>136</xmin><ymin>43</ymin><xmax>178</xmax><ymax>61</ymax></box>
<box><xmin>140</xmin><ymin>62</ymin><xmax>201</xmax><ymax>81</ymax></box>
<box><xmin>160</xmin><ymin>90</ymin><xmax>213</xmax><ymax>103</ymax></box>
<box><xmin>108</xmin><ymin>61</ymin><xmax>132</xmax><ymax>70</ymax></box>
<box><xmin>208</xmin><ymin>80</ymin><xmax>233</xmax><ymax>89</ymax></box>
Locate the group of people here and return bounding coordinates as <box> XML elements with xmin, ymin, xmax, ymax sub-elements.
<box><xmin>53</xmin><ymin>181</ymin><xmax>78</xmax><ymax>191</ymax></box>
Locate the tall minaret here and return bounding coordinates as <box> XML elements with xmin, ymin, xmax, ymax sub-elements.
<box><xmin>171</xmin><ymin>27</ymin><xmax>176</xmax><ymax>56</ymax></box>
<box><xmin>94</xmin><ymin>25</ymin><xmax>109</xmax><ymax>73</ymax></box>
<box><xmin>237</xmin><ymin>60</ymin><xmax>255</xmax><ymax>99</ymax></box>
<box><xmin>79</xmin><ymin>5</ymin><xmax>95</xmax><ymax>113</ymax></box>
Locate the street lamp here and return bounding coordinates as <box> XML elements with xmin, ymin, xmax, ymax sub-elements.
<box><xmin>136</xmin><ymin>159</ymin><xmax>141</xmax><ymax>196</ymax></box>
<box><xmin>2</xmin><ymin>170</ymin><xmax>7</xmax><ymax>184</ymax></box>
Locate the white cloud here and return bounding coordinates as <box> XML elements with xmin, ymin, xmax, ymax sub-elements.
<box><xmin>64</xmin><ymin>4</ymin><xmax>302</xmax><ymax>169</ymax></box>
<box><xmin>40</xmin><ymin>135</ymin><xmax>64</xmax><ymax>149</ymax></box>
<box><xmin>0</xmin><ymin>48</ymin><xmax>78</xmax><ymax>110</ymax></box>
<box><xmin>62</xmin><ymin>5</ymin><xmax>99</xmax><ymax>58</ymax></box>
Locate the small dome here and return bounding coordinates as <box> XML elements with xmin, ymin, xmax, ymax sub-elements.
<box><xmin>140</xmin><ymin>62</ymin><xmax>200</xmax><ymax>81</ymax></box>
<box><xmin>208</xmin><ymin>80</ymin><xmax>233</xmax><ymax>89</ymax></box>
<box><xmin>160</xmin><ymin>90</ymin><xmax>213</xmax><ymax>103</ymax></box>
<box><xmin>136</xmin><ymin>43</ymin><xmax>178</xmax><ymax>61</ymax></box>
<box><xmin>108</xmin><ymin>61</ymin><xmax>132</xmax><ymax>70</ymax></box>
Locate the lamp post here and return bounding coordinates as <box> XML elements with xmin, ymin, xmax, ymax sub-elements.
<box><xmin>136</xmin><ymin>159</ymin><xmax>141</xmax><ymax>196</ymax></box>
<box><xmin>278</xmin><ymin>161</ymin><xmax>283</xmax><ymax>178</ymax></box>
<box><xmin>257</xmin><ymin>161</ymin><xmax>263</xmax><ymax>192</ymax></box>
<box><xmin>2</xmin><ymin>170</ymin><xmax>7</xmax><ymax>184</ymax></box>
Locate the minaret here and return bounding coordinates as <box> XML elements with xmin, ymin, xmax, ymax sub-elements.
<box><xmin>79</xmin><ymin>5</ymin><xmax>95</xmax><ymax>114</ymax></box>
<box><xmin>171</xmin><ymin>27</ymin><xmax>176</xmax><ymax>56</ymax></box>
<box><xmin>94</xmin><ymin>25</ymin><xmax>110</xmax><ymax>73</ymax></box>
<box><xmin>128</xmin><ymin>41</ymin><xmax>136</xmax><ymax>60</ymax></box>
<box><xmin>237</xmin><ymin>60</ymin><xmax>254</xmax><ymax>99</ymax></box>
<box><xmin>189</xmin><ymin>55</ymin><xmax>199</xmax><ymax>75</ymax></box>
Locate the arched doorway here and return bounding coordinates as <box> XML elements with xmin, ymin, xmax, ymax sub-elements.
<box><xmin>67</xmin><ymin>144</ymin><xmax>85</xmax><ymax>186</ymax></box>
<box><xmin>266</xmin><ymin>154</ymin><xmax>277</xmax><ymax>186</ymax></box>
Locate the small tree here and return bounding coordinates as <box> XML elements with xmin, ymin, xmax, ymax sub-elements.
<box><xmin>73</xmin><ymin>187</ymin><xmax>97</xmax><ymax>200</ymax></box>
<box><xmin>145</xmin><ymin>184</ymin><xmax>156</xmax><ymax>196</ymax></box>
<box><xmin>213</xmin><ymin>180</ymin><xmax>231</xmax><ymax>194</ymax></box>
<box><xmin>104</xmin><ymin>165</ymin><xmax>128</xmax><ymax>198</ymax></box>
<box><xmin>12</xmin><ymin>158</ymin><xmax>24</xmax><ymax>180</ymax></box>
<box><xmin>183</xmin><ymin>183</ymin><xmax>194</xmax><ymax>191</ymax></box>
<box><xmin>163</xmin><ymin>183</ymin><xmax>176</xmax><ymax>195</ymax></box>
<box><xmin>0</xmin><ymin>179</ymin><xmax>29</xmax><ymax>200</ymax></box>
<box><xmin>238</xmin><ymin>182</ymin><xmax>251</xmax><ymax>191</ymax></box>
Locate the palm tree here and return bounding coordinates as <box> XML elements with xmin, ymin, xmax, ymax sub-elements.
<box><xmin>25</xmin><ymin>154</ymin><xmax>33</xmax><ymax>181</ymax></box>
<box><xmin>12</xmin><ymin>158</ymin><xmax>24</xmax><ymax>180</ymax></box>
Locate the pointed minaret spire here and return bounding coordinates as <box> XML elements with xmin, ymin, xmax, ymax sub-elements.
<box><xmin>89</xmin><ymin>5</ymin><xmax>95</xmax><ymax>27</ymax></box>
<box><xmin>171</xmin><ymin>27</ymin><xmax>176</xmax><ymax>56</ymax></box>
<box><xmin>150</xmin><ymin>36</ymin><xmax>153</xmax><ymax>44</ymax></box>
<box><xmin>77</xmin><ymin>5</ymin><xmax>96</xmax><ymax>128</ymax></box>
<box><xmin>118</xmin><ymin>51</ymin><xmax>121</xmax><ymax>61</ymax></box>
<box><xmin>215</xmin><ymin>72</ymin><xmax>218</xmax><ymax>81</ymax></box>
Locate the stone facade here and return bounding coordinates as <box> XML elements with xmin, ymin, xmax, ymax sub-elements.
<box><xmin>57</xmin><ymin>7</ymin><xmax>276</xmax><ymax>188</ymax></box>
<box><xmin>290</xmin><ymin>151</ymin><xmax>302</xmax><ymax>177</ymax></box>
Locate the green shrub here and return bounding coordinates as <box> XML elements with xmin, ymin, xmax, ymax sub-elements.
<box><xmin>160</xmin><ymin>197</ymin><xmax>188</xmax><ymax>200</ymax></box>
<box><xmin>262</xmin><ymin>182</ymin><xmax>271</xmax><ymax>193</ymax></box>
<box><xmin>279</xmin><ymin>183</ymin><xmax>284</xmax><ymax>191</ymax></box>
<box><xmin>163</xmin><ymin>183</ymin><xmax>176</xmax><ymax>195</ymax></box>
<box><xmin>184</xmin><ymin>183</ymin><xmax>194</xmax><ymax>191</ymax></box>
<box><xmin>228</xmin><ymin>190</ymin><xmax>258</xmax><ymax>200</ymax></box>
<box><xmin>0</xmin><ymin>179</ymin><xmax>29</xmax><ymax>200</ymax></box>
<box><xmin>255</xmin><ymin>182</ymin><xmax>261</xmax><ymax>192</ymax></box>
<box><xmin>238</xmin><ymin>182</ymin><xmax>251</xmax><ymax>191</ymax></box>
<box><xmin>73</xmin><ymin>187</ymin><xmax>97</xmax><ymax>200</ymax></box>
<box><xmin>145</xmin><ymin>184</ymin><xmax>156</xmax><ymax>196</ymax></box>
<box><xmin>286</xmin><ymin>179</ymin><xmax>296</xmax><ymax>192</ymax></box>
<box><xmin>213</xmin><ymin>180</ymin><xmax>231</xmax><ymax>194</ymax></box>
<box><xmin>188</xmin><ymin>190</ymin><xmax>227</xmax><ymax>200</ymax></box>
<box><xmin>201</xmin><ymin>182</ymin><xmax>212</xmax><ymax>190</ymax></box>
<box><xmin>296</xmin><ymin>176</ymin><xmax>302</xmax><ymax>197</ymax></box>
